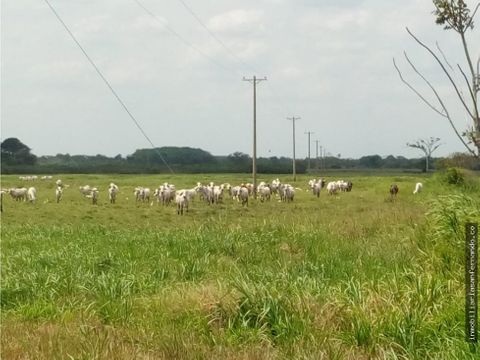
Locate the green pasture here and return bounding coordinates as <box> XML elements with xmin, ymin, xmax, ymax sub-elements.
<box><xmin>1</xmin><ymin>172</ymin><xmax>479</xmax><ymax>359</ymax></box>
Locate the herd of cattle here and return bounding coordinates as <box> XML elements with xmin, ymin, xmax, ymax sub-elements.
<box><xmin>1</xmin><ymin>177</ymin><xmax>423</xmax><ymax>214</ymax></box>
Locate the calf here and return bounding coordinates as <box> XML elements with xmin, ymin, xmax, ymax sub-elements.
<box><xmin>390</xmin><ymin>184</ymin><xmax>399</xmax><ymax>199</ymax></box>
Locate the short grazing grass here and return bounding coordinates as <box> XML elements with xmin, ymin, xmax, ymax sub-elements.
<box><xmin>1</xmin><ymin>173</ymin><xmax>479</xmax><ymax>359</ymax></box>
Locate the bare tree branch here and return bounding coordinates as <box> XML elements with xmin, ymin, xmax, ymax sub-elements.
<box><xmin>457</xmin><ymin>64</ymin><xmax>477</xmax><ymax>106</ymax></box>
<box><xmin>399</xmin><ymin>52</ymin><xmax>477</xmax><ymax>156</ymax></box>
<box><xmin>403</xmin><ymin>51</ymin><xmax>459</xmax><ymax>113</ymax></box>
<box><xmin>406</xmin><ymin>27</ymin><xmax>476</xmax><ymax>120</ymax></box>
<box><xmin>393</xmin><ymin>57</ymin><xmax>446</xmax><ymax>117</ymax></box>
<box><xmin>436</xmin><ymin>41</ymin><xmax>454</xmax><ymax>72</ymax></box>
<box><xmin>465</xmin><ymin>2</ymin><xmax>480</xmax><ymax>29</ymax></box>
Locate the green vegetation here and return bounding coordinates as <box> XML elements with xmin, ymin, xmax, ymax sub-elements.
<box><xmin>1</xmin><ymin>172</ymin><xmax>479</xmax><ymax>359</ymax></box>
<box><xmin>5</xmin><ymin>137</ymin><xmax>480</xmax><ymax>175</ymax></box>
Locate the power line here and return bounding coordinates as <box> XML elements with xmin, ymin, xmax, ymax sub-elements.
<box><xmin>174</xmin><ymin>0</ymin><xmax>292</xmax><ymax>118</ymax></box>
<box><xmin>175</xmin><ymin>0</ymin><xmax>256</xmax><ymax>74</ymax></box>
<box><xmin>134</xmin><ymin>1</ymin><xmax>292</xmax><ymax>157</ymax></box>
<box><xmin>133</xmin><ymin>0</ymin><xmax>234</xmax><ymax>73</ymax></box>
<box><xmin>43</xmin><ymin>0</ymin><xmax>174</xmax><ymax>173</ymax></box>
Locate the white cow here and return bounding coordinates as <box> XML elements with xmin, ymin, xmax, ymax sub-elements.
<box><xmin>413</xmin><ymin>182</ymin><xmax>423</xmax><ymax>194</ymax></box>
<box><xmin>231</xmin><ymin>186</ymin><xmax>241</xmax><ymax>201</ymax></box>
<box><xmin>27</xmin><ymin>187</ymin><xmax>37</xmax><ymax>203</ymax></box>
<box><xmin>175</xmin><ymin>193</ymin><xmax>188</xmax><ymax>215</ymax></box>
<box><xmin>326</xmin><ymin>181</ymin><xmax>338</xmax><ymax>195</ymax></box>
<box><xmin>284</xmin><ymin>185</ymin><xmax>295</xmax><ymax>202</ymax></box>
<box><xmin>108</xmin><ymin>183</ymin><xmax>119</xmax><ymax>204</ymax></box>
<box><xmin>177</xmin><ymin>188</ymin><xmax>196</xmax><ymax>202</ymax></box>
<box><xmin>213</xmin><ymin>185</ymin><xmax>225</xmax><ymax>204</ymax></box>
<box><xmin>271</xmin><ymin>179</ymin><xmax>281</xmax><ymax>195</ymax></box>
<box><xmin>8</xmin><ymin>188</ymin><xmax>28</xmax><ymax>201</ymax></box>
<box><xmin>308</xmin><ymin>179</ymin><xmax>322</xmax><ymax>198</ymax></box>
<box><xmin>79</xmin><ymin>185</ymin><xmax>93</xmax><ymax>197</ymax></box>
<box><xmin>134</xmin><ymin>187</ymin><xmax>151</xmax><ymax>202</ymax></box>
<box><xmin>238</xmin><ymin>187</ymin><xmax>249</xmax><ymax>206</ymax></box>
<box><xmin>55</xmin><ymin>186</ymin><xmax>63</xmax><ymax>203</ymax></box>
<box><xmin>195</xmin><ymin>184</ymin><xmax>214</xmax><ymax>204</ymax></box>
<box><xmin>258</xmin><ymin>184</ymin><xmax>271</xmax><ymax>202</ymax></box>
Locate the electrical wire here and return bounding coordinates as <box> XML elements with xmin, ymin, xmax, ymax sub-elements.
<box><xmin>174</xmin><ymin>0</ymin><xmax>292</xmax><ymax>117</ymax></box>
<box><xmin>43</xmin><ymin>0</ymin><xmax>174</xmax><ymax>173</ymax></box>
<box><xmin>134</xmin><ymin>0</ymin><xmax>235</xmax><ymax>73</ymax></box>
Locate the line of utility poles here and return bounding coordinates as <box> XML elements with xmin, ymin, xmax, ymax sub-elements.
<box><xmin>243</xmin><ymin>75</ymin><xmax>267</xmax><ymax>198</ymax></box>
<box><xmin>243</xmin><ymin>76</ymin><xmax>331</xmax><ymax>188</ymax></box>
<box><xmin>287</xmin><ymin>116</ymin><xmax>301</xmax><ymax>181</ymax></box>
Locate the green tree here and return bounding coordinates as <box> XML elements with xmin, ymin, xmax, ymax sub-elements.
<box><xmin>1</xmin><ymin>138</ymin><xmax>37</xmax><ymax>165</ymax></box>
<box><xmin>359</xmin><ymin>155</ymin><xmax>383</xmax><ymax>168</ymax></box>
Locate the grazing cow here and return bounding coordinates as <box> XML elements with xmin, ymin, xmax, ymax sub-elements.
<box><xmin>79</xmin><ymin>185</ymin><xmax>93</xmax><ymax>197</ymax></box>
<box><xmin>27</xmin><ymin>187</ymin><xmax>37</xmax><ymax>203</ymax></box>
<box><xmin>390</xmin><ymin>184</ymin><xmax>399</xmax><ymax>199</ymax></box>
<box><xmin>8</xmin><ymin>188</ymin><xmax>28</xmax><ymax>202</ymax></box>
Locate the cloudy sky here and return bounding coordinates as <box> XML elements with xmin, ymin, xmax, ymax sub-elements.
<box><xmin>2</xmin><ymin>0</ymin><xmax>479</xmax><ymax>159</ymax></box>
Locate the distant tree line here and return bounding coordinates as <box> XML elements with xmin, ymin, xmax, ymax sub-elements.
<box><xmin>1</xmin><ymin>138</ymin><xmax>479</xmax><ymax>174</ymax></box>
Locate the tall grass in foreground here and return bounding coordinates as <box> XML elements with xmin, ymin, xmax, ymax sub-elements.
<box><xmin>1</xmin><ymin>173</ymin><xmax>479</xmax><ymax>359</ymax></box>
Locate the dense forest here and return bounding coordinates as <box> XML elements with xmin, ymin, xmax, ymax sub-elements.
<box><xmin>1</xmin><ymin>138</ymin><xmax>479</xmax><ymax>174</ymax></box>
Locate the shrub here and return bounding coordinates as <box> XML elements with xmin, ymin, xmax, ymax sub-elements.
<box><xmin>443</xmin><ymin>167</ymin><xmax>465</xmax><ymax>185</ymax></box>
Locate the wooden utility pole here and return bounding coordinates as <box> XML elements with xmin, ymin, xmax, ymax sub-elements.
<box><xmin>287</xmin><ymin>116</ymin><xmax>301</xmax><ymax>181</ymax></box>
<box><xmin>320</xmin><ymin>146</ymin><xmax>323</xmax><ymax>170</ymax></box>
<box><xmin>315</xmin><ymin>140</ymin><xmax>319</xmax><ymax>169</ymax></box>
<box><xmin>243</xmin><ymin>76</ymin><xmax>267</xmax><ymax>198</ymax></box>
<box><xmin>305</xmin><ymin>131</ymin><xmax>314</xmax><ymax>171</ymax></box>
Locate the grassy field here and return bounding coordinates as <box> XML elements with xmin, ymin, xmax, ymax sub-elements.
<box><xmin>1</xmin><ymin>172</ymin><xmax>479</xmax><ymax>359</ymax></box>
